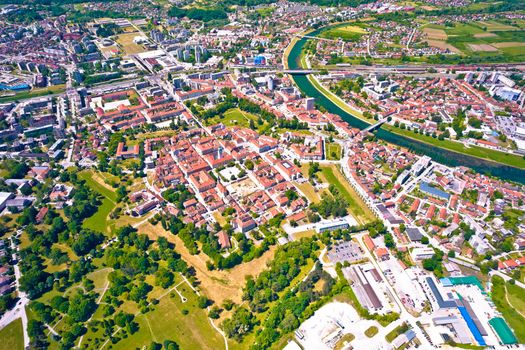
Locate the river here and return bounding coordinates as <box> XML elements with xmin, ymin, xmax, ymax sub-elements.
<box><xmin>286</xmin><ymin>28</ymin><xmax>525</xmax><ymax>185</ymax></box>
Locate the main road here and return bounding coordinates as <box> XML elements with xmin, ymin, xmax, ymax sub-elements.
<box><xmin>284</xmin><ymin>25</ymin><xmax>525</xmax><ymax>185</ymax></box>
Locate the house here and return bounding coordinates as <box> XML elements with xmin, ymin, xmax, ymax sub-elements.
<box><xmin>375</xmin><ymin>247</ymin><xmax>390</xmax><ymax>261</ymax></box>
<box><xmin>188</xmin><ymin>171</ymin><xmax>215</xmax><ymax>193</ymax></box>
<box><xmin>363</xmin><ymin>234</ymin><xmax>376</xmax><ymax>251</ymax></box>
<box><xmin>217</xmin><ymin>231</ymin><xmax>231</xmax><ymax>249</ymax></box>
<box><xmin>237</xmin><ymin>214</ymin><xmax>256</xmax><ymax>233</ymax></box>
<box><xmin>35</xmin><ymin>207</ymin><xmax>48</xmax><ymax>223</ymax></box>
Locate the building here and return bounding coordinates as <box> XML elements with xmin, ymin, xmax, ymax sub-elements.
<box><xmin>411</xmin><ymin>247</ymin><xmax>435</xmax><ymax>261</ymax></box>
<box><xmin>0</xmin><ymin>192</ymin><xmax>15</xmax><ymax>212</ymax></box>
<box><xmin>304</xmin><ymin>97</ymin><xmax>315</xmax><ymax>111</ymax></box>
<box><xmin>316</xmin><ymin>218</ymin><xmax>350</xmax><ymax>233</ymax></box>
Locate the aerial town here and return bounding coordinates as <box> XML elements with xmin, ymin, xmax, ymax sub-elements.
<box><xmin>0</xmin><ymin>0</ymin><xmax>524</xmax><ymax>349</ymax></box>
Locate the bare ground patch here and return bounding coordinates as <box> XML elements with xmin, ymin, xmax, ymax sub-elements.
<box><xmin>474</xmin><ymin>32</ymin><xmax>498</xmax><ymax>38</ymax></box>
<box><xmin>137</xmin><ymin>221</ymin><xmax>277</xmax><ymax>304</ymax></box>
<box><xmin>468</xmin><ymin>43</ymin><xmax>498</xmax><ymax>52</ymax></box>
<box><xmin>425</xmin><ymin>40</ymin><xmax>462</xmax><ymax>54</ymax></box>
<box><xmin>422</xmin><ymin>27</ymin><xmax>447</xmax><ymax>40</ymax></box>
<box><xmin>492</xmin><ymin>42</ymin><xmax>525</xmax><ymax>48</ymax></box>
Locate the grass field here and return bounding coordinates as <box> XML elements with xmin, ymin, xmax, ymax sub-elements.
<box><xmin>506</xmin><ymin>282</ymin><xmax>525</xmax><ymax>315</ymax></box>
<box><xmin>78</xmin><ymin>170</ymin><xmax>118</xmax><ymax>235</ymax></box>
<box><xmin>334</xmin><ymin>333</ymin><xmax>355</xmax><ymax>350</ymax></box>
<box><xmin>491</xmin><ymin>276</ymin><xmax>525</xmax><ymax>343</ymax></box>
<box><xmin>208</xmin><ymin>108</ymin><xmax>258</xmax><ymax>129</ymax></box>
<box><xmin>382</xmin><ymin>124</ymin><xmax>525</xmax><ymax>169</ymax></box>
<box><xmin>365</xmin><ymin>325</ymin><xmax>378</xmax><ymax>338</ymax></box>
<box><xmin>0</xmin><ymin>319</ymin><xmax>24</xmax><ymax>350</ymax></box>
<box><xmin>318</xmin><ymin>164</ymin><xmax>375</xmax><ymax>224</ymax></box>
<box><xmin>293</xmin><ymin>180</ymin><xmax>323</xmax><ymax>204</ymax></box>
<box><xmin>110</xmin><ymin>280</ymin><xmax>224</xmax><ymax>350</ymax></box>
<box><xmin>0</xmin><ymin>84</ymin><xmax>66</xmax><ymax>103</ymax></box>
<box><xmin>385</xmin><ymin>322</ymin><xmax>409</xmax><ymax>342</ymax></box>
<box><xmin>115</xmin><ymin>33</ymin><xmax>146</xmax><ymax>55</ymax></box>
<box><xmin>320</xmin><ymin>23</ymin><xmax>367</xmax><ymax>42</ymax></box>
<box><xmin>326</xmin><ymin>142</ymin><xmax>342</xmax><ymax>160</ymax></box>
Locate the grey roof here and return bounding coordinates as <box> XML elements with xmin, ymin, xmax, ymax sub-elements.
<box><xmin>426</xmin><ymin>277</ymin><xmax>456</xmax><ymax>309</ymax></box>
<box><xmin>406</xmin><ymin>227</ymin><xmax>423</xmax><ymax>241</ymax></box>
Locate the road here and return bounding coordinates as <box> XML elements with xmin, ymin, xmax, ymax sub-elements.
<box><xmin>0</xmin><ymin>234</ymin><xmax>30</xmax><ymax>348</ymax></box>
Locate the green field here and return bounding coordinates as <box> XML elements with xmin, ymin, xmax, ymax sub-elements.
<box><xmin>319</xmin><ymin>165</ymin><xmax>375</xmax><ymax>224</ymax></box>
<box><xmin>0</xmin><ymin>84</ymin><xmax>66</xmax><ymax>103</ymax></box>
<box><xmin>208</xmin><ymin>108</ymin><xmax>258</xmax><ymax>128</ymax></box>
<box><xmin>110</xmin><ymin>280</ymin><xmax>224</xmax><ymax>350</ymax></box>
<box><xmin>205</xmin><ymin>107</ymin><xmax>272</xmax><ymax>134</ymax></box>
<box><xmin>491</xmin><ymin>276</ymin><xmax>525</xmax><ymax>343</ymax></box>
<box><xmin>321</xmin><ymin>23</ymin><xmax>367</xmax><ymax>42</ymax></box>
<box><xmin>365</xmin><ymin>326</ymin><xmax>378</xmax><ymax>338</ymax></box>
<box><xmin>385</xmin><ymin>323</ymin><xmax>409</xmax><ymax>343</ymax></box>
<box><xmin>78</xmin><ymin>170</ymin><xmax>118</xmax><ymax>234</ymax></box>
<box><xmin>0</xmin><ymin>319</ymin><xmax>24</xmax><ymax>350</ymax></box>
<box><xmin>422</xmin><ymin>20</ymin><xmax>525</xmax><ymax>61</ymax></box>
<box><xmin>326</xmin><ymin>142</ymin><xmax>342</xmax><ymax>160</ymax></box>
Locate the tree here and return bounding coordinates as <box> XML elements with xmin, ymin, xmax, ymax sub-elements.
<box><xmin>221</xmin><ymin>307</ymin><xmax>257</xmax><ymax>342</ymax></box>
<box><xmin>209</xmin><ymin>306</ymin><xmax>221</xmax><ymax>319</ymax></box>
<box><xmin>197</xmin><ymin>296</ymin><xmax>210</xmax><ymax>309</ymax></box>
<box><xmin>421</xmin><ymin>236</ymin><xmax>429</xmax><ymax>245</ymax></box>
<box><xmin>155</xmin><ymin>268</ymin><xmax>174</xmax><ymax>289</ymax></box>
<box><xmin>164</xmin><ymin>340</ymin><xmax>180</xmax><ymax>350</ymax></box>
<box><xmin>68</xmin><ymin>292</ymin><xmax>97</xmax><ymax>322</ymax></box>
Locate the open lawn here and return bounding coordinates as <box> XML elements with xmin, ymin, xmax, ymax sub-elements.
<box><xmin>318</xmin><ymin>164</ymin><xmax>375</xmax><ymax>224</ymax></box>
<box><xmin>115</xmin><ymin>33</ymin><xmax>146</xmax><ymax>55</ymax></box>
<box><xmin>78</xmin><ymin>170</ymin><xmax>117</xmax><ymax>235</ymax></box>
<box><xmin>109</xmin><ymin>280</ymin><xmax>224</xmax><ymax>350</ymax></box>
<box><xmin>0</xmin><ymin>319</ymin><xmax>24</xmax><ymax>350</ymax></box>
<box><xmin>291</xmin><ymin>229</ymin><xmax>317</xmax><ymax>240</ymax></box>
<box><xmin>385</xmin><ymin>323</ymin><xmax>409</xmax><ymax>343</ymax></box>
<box><xmin>506</xmin><ymin>282</ymin><xmax>525</xmax><ymax>316</ymax></box>
<box><xmin>491</xmin><ymin>276</ymin><xmax>525</xmax><ymax>343</ymax></box>
<box><xmin>365</xmin><ymin>325</ymin><xmax>379</xmax><ymax>338</ymax></box>
<box><xmin>321</xmin><ymin>24</ymin><xmax>367</xmax><ymax>42</ymax></box>
<box><xmin>209</xmin><ymin>108</ymin><xmax>257</xmax><ymax>128</ymax></box>
<box><xmin>326</xmin><ymin>142</ymin><xmax>342</xmax><ymax>161</ymax></box>
<box><xmin>293</xmin><ymin>180</ymin><xmax>323</xmax><ymax>204</ymax></box>
<box><xmin>334</xmin><ymin>333</ymin><xmax>355</xmax><ymax>350</ymax></box>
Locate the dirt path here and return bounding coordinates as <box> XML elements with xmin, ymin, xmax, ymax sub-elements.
<box><xmin>137</xmin><ymin>221</ymin><xmax>277</xmax><ymax>304</ymax></box>
<box><xmin>505</xmin><ymin>285</ymin><xmax>525</xmax><ymax>319</ymax></box>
